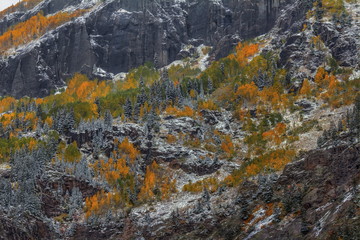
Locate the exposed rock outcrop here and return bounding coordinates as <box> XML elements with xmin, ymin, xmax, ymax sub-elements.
<box><xmin>0</xmin><ymin>0</ymin><xmax>294</xmax><ymax>98</ymax></box>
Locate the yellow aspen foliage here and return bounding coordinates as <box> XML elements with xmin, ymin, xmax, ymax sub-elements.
<box><xmin>229</xmin><ymin>42</ymin><xmax>260</xmax><ymax>67</ymax></box>
<box><xmin>221</xmin><ymin>135</ymin><xmax>235</xmax><ymax>157</ymax></box>
<box><xmin>1</xmin><ymin>112</ymin><xmax>16</xmax><ymax>127</ymax></box>
<box><xmin>299</xmin><ymin>79</ymin><xmax>312</xmax><ymax>96</ymax></box>
<box><xmin>183</xmin><ymin>177</ymin><xmax>219</xmax><ymax>193</ymax></box>
<box><xmin>322</xmin><ymin>0</ymin><xmax>345</xmax><ymax>15</ymax></box>
<box><xmin>311</xmin><ymin>36</ymin><xmax>324</xmax><ymax>50</ymax></box>
<box><xmin>118</xmin><ymin>137</ymin><xmax>140</xmax><ymax>163</ymax></box>
<box><xmin>258</xmin><ymin>87</ymin><xmax>282</xmax><ymax>109</ymax></box>
<box><xmin>189</xmin><ymin>89</ymin><xmax>197</xmax><ymax>98</ymax></box>
<box><xmin>0</xmin><ymin>10</ymin><xmax>86</xmax><ymax>53</ymax></box>
<box><xmin>64</xmin><ymin>142</ymin><xmax>82</xmax><ymax>163</ymax></box>
<box><xmin>28</xmin><ymin>138</ymin><xmax>38</xmax><ymax>150</ymax></box>
<box><xmin>314</xmin><ymin>67</ymin><xmax>331</xmax><ymax>89</ymax></box>
<box><xmin>302</xmin><ymin>24</ymin><xmax>308</xmax><ymax>31</ymax></box>
<box><xmin>198</xmin><ymin>100</ymin><xmax>218</xmax><ymax>110</ymax></box>
<box><xmin>262</xmin><ymin>123</ymin><xmax>287</xmax><ymax>145</ymax></box>
<box><xmin>138</xmin><ymin>163</ymin><xmax>157</xmax><ymax>201</ymax></box>
<box><xmin>0</xmin><ymin>97</ymin><xmax>16</xmax><ymax>113</ymax></box>
<box><xmin>160</xmin><ymin>178</ymin><xmax>177</xmax><ymax>200</ymax></box>
<box><xmin>85</xmin><ymin>190</ymin><xmax>112</xmax><ymax>219</ymax></box>
<box><xmin>116</xmin><ymin>72</ymin><xmax>138</xmax><ymax>90</ymax></box>
<box><xmin>165</xmin><ymin>106</ymin><xmax>195</xmax><ymax>118</ymax></box>
<box><xmin>166</xmin><ymin>134</ymin><xmax>177</xmax><ymax>144</ymax></box>
<box><xmin>44</xmin><ymin>117</ymin><xmax>53</xmax><ymax>127</ymax></box>
<box><xmin>235</xmin><ymin>82</ymin><xmax>259</xmax><ymax>106</ymax></box>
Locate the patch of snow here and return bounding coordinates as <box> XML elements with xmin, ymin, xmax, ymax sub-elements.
<box><xmin>164</xmin><ymin>44</ymin><xmax>211</xmax><ymax>72</ymax></box>
<box><xmin>55</xmin><ymin>86</ymin><xmax>67</xmax><ymax>95</ymax></box>
<box><xmin>0</xmin><ymin>163</ymin><xmax>11</xmax><ymax>171</ymax></box>
<box><xmin>113</xmin><ymin>72</ymin><xmax>128</xmax><ymax>81</ymax></box>
<box><xmin>315</xmin><ymin>202</ymin><xmax>332</xmax><ymax>212</ymax></box>
<box><xmin>334</xmin><ymin>191</ymin><xmax>354</xmax><ymax>214</ymax></box>
<box><xmin>92</xmin><ymin>65</ymin><xmax>114</xmax><ymax>79</ymax></box>
<box><xmin>196</xmin><ymin>44</ymin><xmax>211</xmax><ymax>71</ymax></box>
<box><xmin>131</xmin><ymin>192</ymin><xmax>199</xmax><ymax>227</ymax></box>
<box><xmin>314</xmin><ymin>210</ymin><xmax>331</xmax><ymax>237</ymax></box>
<box><xmin>245</xmin><ymin>208</ymin><xmax>275</xmax><ymax>240</ymax></box>
<box><xmin>117</xmin><ymin>8</ymin><xmax>131</xmax><ymax>14</ymax></box>
<box><xmin>349</xmin><ymin>70</ymin><xmax>360</xmax><ymax>81</ymax></box>
<box><xmin>0</xmin><ymin>111</ymin><xmax>12</xmax><ymax>117</ymax></box>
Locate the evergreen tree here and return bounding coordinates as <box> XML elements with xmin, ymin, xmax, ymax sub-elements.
<box><xmin>207</xmin><ymin>77</ymin><xmax>213</xmax><ymax>94</ymax></box>
<box><xmin>154</xmin><ymin>53</ymin><xmax>159</xmax><ymax>69</ymax></box>
<box><xmin>133</xmin><ymin>101</ymin><xmax>141</xmax><ymax>122</ymax></box>
<box><xmin>75</xmin><ymin>157</ymin><xmax>92</xmax><ymax>181</ymax></box>
<box><xmin>36</xmin><ymin>104</ymin><xmax>43</xmax><ymax>119</ymax></box>
<box><xmin>329</xmin><ymin>121</ymin><xmax>337</xmax><ymax>140</ymax></box>
<box><xmin>104</xmin><ymin>110</ymin><xmax>113</xmax><ymax>131</ymax></box>
<box><xmin>124</xmin><ymin>98</ymin><xmax>133</xmax><ymax>120</ymax></box>
<box><xmin>95</xmin><ymin>98</ymin><xmax>101</xmax><ymax>115</ymax></box>
<box><xmin>69</xmin><ymin>187</ymin><xmax>83</xmax><ymax>217</ymax></box>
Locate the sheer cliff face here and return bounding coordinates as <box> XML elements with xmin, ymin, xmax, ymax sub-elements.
<box><xmin>0</xmin><ymin>0</ymin><xmax>293</xmax><ymax>98</ymax></box>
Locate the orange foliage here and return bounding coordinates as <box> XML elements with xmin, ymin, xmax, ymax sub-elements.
<box><xmin>229</xmin><ymin>42</ymin><xmax>260</xmax><ymax>67</ymax></box>
<box><xmin>66</xmin><ymin>73</ymin><xmax>110</xmax><ymax>102</ymax></box>
<box><xmin>244</xmin><ymin>163</ymin><xmax>261</xmax><ymax>176</ymax></box>
<box><xmin>116</xmin><ymin>72</ymin><xmax>138</xmax><ymax>90</ymax></box>
<box><xmin>166</xmin><ymin>134</ymin><xmax>177</xmax><ymax>144</ymax></box>
<box><xmin>183</xmin><ymin>177</ymin><xmax>219</xmax><ymax>193</ymax></box>
<box><xmin>299</xmin><ymin>79</ymin><xmax>312</xmax><ymax>96</ymax></box>
<box><xmin>262</xmin><ymin>123</ymin><xmax>287</xmax><ymax>145</ymax></box>
<box><xmin>1</xmin><ymin>112</ymin><xmax>16</xmax><ymax>127</ymax></box>
<box><xmin>235</xmin><ymin>82</ymin><xmax>259</xmax><ymax>106</ymax></box>
<box><xmin>117</xmin><ymin>137</ymin><xmax>140</xmax><ymax>163</ymax></box>
<box><xmin>198</xmin><ymin>100</ymin><xmax>218</xmax><ymax>110</ymax></box>
<box><xmin>44</xmin><ymin>117</ymin><xmax>53</xmax><ymax>127</ymax></box>
<box><xmin>221</xmin><ymin>135</ymin><xmax>235</xmax><ymax>158</ymax></box>
<box><xmin>258</xmin><ymin>87</ymin><xmax>281</xmax><ymax>108</ymax></box>
<box><xmin>94</xmin><ymin>157</ymin><xmax>130</xmax><ymax>186</ymax></box>
<box><xmin>311</xmin><ymin>36</ymin><xmax>324</xmax><ymax>49</ymax></box>
<box><xmin>0</xmin><ymin>97</ymin><xmax>16</xmax><ymax>113</ymax></box>
<box><xmin>138</xmin><ymin>161</ymin><xmax>177</xmax><ymax>202</ymax></box>
<box><xmin>85</xmin><ymin>190</ymin><xmax>117</xmax><ymax>219</ymax></box>
<box><xmin>28</xmin><ymin>138</ymin><xmax>38</xmax><ymax>150</ymax></box>
<box><xmin>165</xmin><ymin>106</ymin><xmax>195</xmax><ymax>118</ymax></box>
<box><xmin>0</xmin><ymin>10</ymin><xmax>86</xmax><ymax>53</ymax></box>
<box><xmin>314</xmin><ymin>67</ymin><xmax>333</xmax><ymax>89</ymax></box>
<box><xmin>138</xmin><ymin>161</ymin><xmax>158</xmax><ymax>201</ymax></box>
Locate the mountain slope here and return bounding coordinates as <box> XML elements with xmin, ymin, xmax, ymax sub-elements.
<box><xmin>0</xmin><ymin>0</ymin><xmax>359</xmax><ymax>239</ymax></box>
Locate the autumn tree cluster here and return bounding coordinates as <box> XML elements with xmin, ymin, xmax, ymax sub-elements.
<box><xmin>0</xmin><ymin>10</ymin><xmax>86</xmax><ymax>53</ymax></box>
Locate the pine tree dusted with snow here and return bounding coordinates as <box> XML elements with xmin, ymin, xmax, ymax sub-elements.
<box><xmin>104</xmin><ymin>110</ymin><xmax>113</xmax><ymax>131</ymax></box>
<box><xmin>124</xmin><ymin>98</ymin><xmax>133</xmax><ymax>120</ymax></box>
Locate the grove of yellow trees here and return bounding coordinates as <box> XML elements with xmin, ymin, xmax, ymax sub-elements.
<box><xmin>0</xmin><ymin>10</ymin><xmax>86</xmax><ymax>53</ymax></box>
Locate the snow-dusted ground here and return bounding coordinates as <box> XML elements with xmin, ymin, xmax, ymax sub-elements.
<box><xmin>165</xmin><ymin>44</ymin><xmax>211</xmax><ymax>71</ymax></box>
<box><xmin>0</xmin><ymin>163</ymin><xmax>10</xmax><ymax>171</ymax></box>
<box><xmin>284</xmin><ymin>101</ymin><xmax>352</xmax><ymax>153</ymax></box>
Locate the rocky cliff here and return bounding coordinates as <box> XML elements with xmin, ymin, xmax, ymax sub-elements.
<box><xmin>0</xmin><ymin>0</ymin><xmax>294</xmax><ymax>98</ymax></box>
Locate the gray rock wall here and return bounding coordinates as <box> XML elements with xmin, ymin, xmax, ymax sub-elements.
<box><xmin>0</xmin><ymin>0</ymin><xmax>293</xmax><ymax>98</ymax></box>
